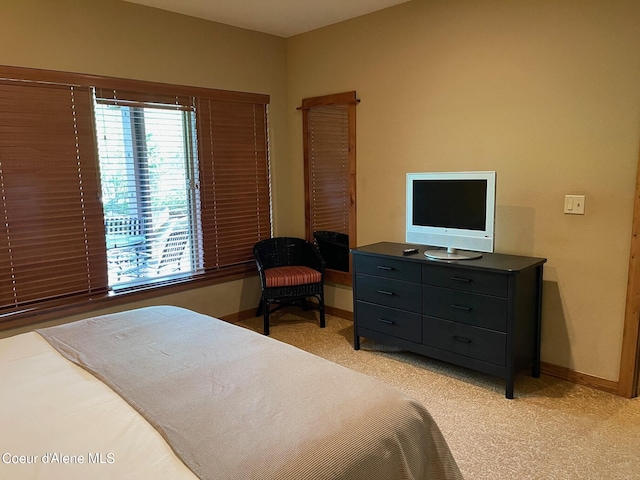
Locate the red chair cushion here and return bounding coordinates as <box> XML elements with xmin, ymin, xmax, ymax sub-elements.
<box><xmin>265</xmin><ymin>266</ymin><xmax>322</xmax><ymax>288</ymax></box>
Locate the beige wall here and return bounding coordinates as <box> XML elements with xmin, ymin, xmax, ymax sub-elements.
<box><xmin>0</xmin><ymin>0</ymin><xmax>288</xmax><ymax>324</ymax></box>
<box><xmin>2</xmin><ymin>0</ymin><xmax>640</xmax><ymax>383</ymax></box>
<box><xmin>287</xmin><ymin>0</ymin><xmax>640</xmax><ymax>381</ymax></box>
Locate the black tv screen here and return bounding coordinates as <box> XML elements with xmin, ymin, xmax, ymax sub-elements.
<box><xmin>412</xmin><ymin>179</ymin><xmax>488</xmax><ymax>231</ymax></box>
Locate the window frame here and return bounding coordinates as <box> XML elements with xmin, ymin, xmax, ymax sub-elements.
<box><xmin>0</xmin><ymin>65</ymin><xmax>271</xmax><ymax>330</ymax></box>
<box><xmin>300</xmin><ymin>91</ymin><xmax>358</xmax><ymax>285</ymax></box>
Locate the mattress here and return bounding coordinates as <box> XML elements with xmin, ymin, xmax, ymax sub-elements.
<box><xmin>0</xmin><ymin>306</ymin><xmax>462</xmax><ymax>480</ymax></box>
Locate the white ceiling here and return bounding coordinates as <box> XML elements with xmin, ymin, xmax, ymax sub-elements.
<box><xmin>123</xmin><ymin>0</ymin><xmax>410</xmax><ymax>38</ymax></box>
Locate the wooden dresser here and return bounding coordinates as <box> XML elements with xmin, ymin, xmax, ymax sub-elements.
<box><xmin>352</xmin><ymin>242</ymin><xmax>546</xmax><ymax>398</ymax></box>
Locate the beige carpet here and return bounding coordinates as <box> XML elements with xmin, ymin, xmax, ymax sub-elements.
<box><xmin>236</xmin><ymin>310</ymin><xmax>640</xmax><ymax>480</ymax></box>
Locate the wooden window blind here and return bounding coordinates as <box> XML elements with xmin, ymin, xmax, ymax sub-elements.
<box><xmin>307</xmin><ymin>104</ymin><xmax>351</xmax><ymax>233</ymax></box>
<box><xmin>197</xmin><ymin>99</ymin><xmax>271</xmax><ymax>274</ymax></box>
<box><xmin>0</xmin><ymin>80</ymin><xmax>108</xmax><ymax>313</ymax></box>
<box><xmin>0</xmin><ymin>65</ymin><xmax>271</xmax><ymax>325</ymax></box>
<box><xmin>301</xmin><ymin>91</ymin><xmax>357</xmax><ymax>283</ymax></box>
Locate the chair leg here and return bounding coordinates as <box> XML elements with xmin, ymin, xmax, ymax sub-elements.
<box><xmin>319</xmin><ymin>292</ymin><xmax>326</xmax><ymax>329</ymax></box>
<box><xmin>255</xmin><ymin>299</ymin><xmax>263</xmax><ymax>317</ymax></box>
<box><xmin>263</xmin><ymin>300</ymin><xmax>270</xmax><ymax>336</ymax></box>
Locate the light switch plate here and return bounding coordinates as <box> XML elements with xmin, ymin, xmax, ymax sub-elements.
<box><xmin>564</xmin><ymin>195</ymin><xmax>585</xmax><ymax>214</ymax></box>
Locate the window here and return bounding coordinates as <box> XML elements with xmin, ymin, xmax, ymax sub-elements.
<box><xmin>301</xmin><ymin>92</ymin><xmax>358</xmax><ymax>284</ymax></box>
<box><xmin>0</xmin><ymin>66</ymin><xmax>271</xmax><ymax>325</ymax></box>
<box><xmin>94</xmin><ymin>96</ymin><xmax>200</xmax><ymax>287</ymax></box>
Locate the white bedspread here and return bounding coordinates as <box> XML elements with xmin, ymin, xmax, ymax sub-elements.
<box><xmin>0</xmin><ymin>328</ymin><xmax>197</xmax><ymax>480</ymax></box>
<box><xmin>1</xmin><ymin>306</ymin><xmax>462</xmax><ymax>480</ymax></box>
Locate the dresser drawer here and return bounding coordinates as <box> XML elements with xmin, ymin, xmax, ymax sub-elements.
<box><xmin>355</xmin><ymin>255</ymin><xmax>421</xmax><ymax>283</ymax></box>
<box><xmin>423</xmin><ymin>285</ymin><xmax>507</xmax><ymax>332</ymax></box>
<box><xmin>422</xmin><ymin>264</ymin><xmax>508</xmax><ymax>297</ymax></box>
<box><xmin>422</xmin><ymin>316</ymin><xmax>506</xmax><ymax>366</ymax></box>
<box><xmin>356</xmin><ymin>301</ymin><xmax>422</xmax><ymax>341</ymax></box>
<box><xmin>355</xmin><ymin>274</ymin><xmax>422</xmax><ymax>313</ymax></box>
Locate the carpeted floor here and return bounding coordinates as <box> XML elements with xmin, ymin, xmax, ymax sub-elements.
<box><xmin>236</xmin><ymin>310</ymin><xmax>640</xmax><ymax>480</ymax></box>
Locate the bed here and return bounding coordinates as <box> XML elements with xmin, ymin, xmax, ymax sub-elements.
<box><xmin>0</xmin><ymin>306</ymin><xmax>462</xmax><ymax>480</ymax></box>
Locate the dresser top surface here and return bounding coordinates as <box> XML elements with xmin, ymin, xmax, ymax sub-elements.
<box><xmin>351</xmin><ymin>242</ymin><xmax>546</xmax><ymax>273</ymax></box>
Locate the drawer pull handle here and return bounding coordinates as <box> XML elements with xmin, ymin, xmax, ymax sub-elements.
<box><xmin>377</xmin><ymin>265</ymin><xmax>393</xmax><ymax>271</ymax></box>
<box><xmin>377</xmin><ymin>290</ymin><xmax>394</xmax><ymax>296</ymax></box>
<box><xmin>451</xmin><ymin>276</ymin><xmax>472</xmax><ymax>283</ymax></box>
<box><xmin>378</xmin><ymin>318</ymin><xmax>395</xmax><ymax>325</ymax></box>
<box><xmin>452</xmin><ymin>335</ymin><xmax>472</xmax><ymax>344</ymax></box>
<box><xmin>450</xmin><ymin>304</ymin><xmax>471</xmax><ymax>311</ymax></box>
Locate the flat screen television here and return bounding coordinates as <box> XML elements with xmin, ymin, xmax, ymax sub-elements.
<box><xmin>406</xmin><ymin>171</ymin><xmax>496</xmax><ymax>260</ymax></box>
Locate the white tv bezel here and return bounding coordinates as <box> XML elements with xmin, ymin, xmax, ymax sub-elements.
<box><xmin>406</xmin><ymin>171</ymin><xmax>496</xmax><ymax>259</ymax></box>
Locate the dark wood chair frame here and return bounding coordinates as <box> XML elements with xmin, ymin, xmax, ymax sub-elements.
<box><xmin>253</xmin><ymin>237</ymin><xmax>326</xmax><ymax>335</ymax></box>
